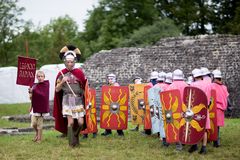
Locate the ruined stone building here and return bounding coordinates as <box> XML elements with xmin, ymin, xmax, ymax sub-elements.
<box><xmin>82</xmin><ymin>35</ymin><xmax>240</xmax><ymax>117</ymax></box>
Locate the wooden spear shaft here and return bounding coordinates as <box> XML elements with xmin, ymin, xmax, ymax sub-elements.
<box><xmin>185</xmin><ymin>89</ymin><xmax>192</xmax><ymax>142</ymax></box>
<box><xmin>58</xmin><ymin>69</ymin><xmax>77</xmax><ymax>97</ymax></box>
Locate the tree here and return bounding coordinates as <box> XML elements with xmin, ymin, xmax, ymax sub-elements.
<box><xmin>119</xmin><ymin>18</ymin><xmax>181</xmax><ymax>47</ymax></box>
<box><xmin>82</xmin><ymin>0</ymin><xmax>159</xmax><ymax>54</ymax></box>
<box><xmin>155</xmin><ymin>0</ymin><xmax>213</xmax><ymax>35</ymax></box>
<box><xmin>0</xmin><ymin>0</ymin><xmax>24</xmax><ymax>66</ymax></box>
<box><xmin>211</xmin><ymin>0</ymin><xmax>240</xmax><ymax>34</ymax></box>
<box><xmin>39</xmin><ymin>15</ymin><xmax>80</xmax><ymax>64</ymax></box>
<box><xmin>9</xmin><ymin>15</ymin><xmax>82</xmax><ymax>67</ymax></box>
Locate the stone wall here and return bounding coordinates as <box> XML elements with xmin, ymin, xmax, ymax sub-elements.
<box><xmin>82</xmin><ymin>35</ymin><xmax>240</xmax><ymax>117</ymax></box>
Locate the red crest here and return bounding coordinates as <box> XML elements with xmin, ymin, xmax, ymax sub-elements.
<box><xmin>179</xmin><ymin>86</ymin><xmax>208</xmax><ymax>145</ymax></box>
<box><xmin>100</xmin><ymin>86</ymin><xmax>129</xmax><ymax>130</ymax></box>
<box><xmin>207</xmin><ymin>89</ymin><xmax>218</xmax><ymax>141</ymax></box>
<box><xmin>160</xmin><ymin>89</ymin><xmax>182</xmax><ymax>143</ymax></box>
<box><xmin>143</xmin><ymin>85</ymin><xmax>152</xmax><ymax>130</ymax></box>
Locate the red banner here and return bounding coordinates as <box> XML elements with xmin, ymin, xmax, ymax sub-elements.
<box><xmin>16</xmin><ymin>56</ymin><xmax>37</xmax><ymax>86</ymax></box>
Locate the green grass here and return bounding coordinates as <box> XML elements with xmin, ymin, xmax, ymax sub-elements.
<box><xmin>0</xmin><ymin>103</ymin><xmax>53</xmax><ymax>128</ymax></box>
<box><xmin>0</xmin><ymin>119</ymin><xmax>240</xmax><ymax>160</ymax></box>
<box><xmin>0</xmin><ymin>103</ymin><xmax>30</xmax><ymax>117</ymax></box>
<box><xmin>0</xmin><ymin>104</ymin><xmax>240</xmax><ymax>160</ymax></box>
<box><xmin>0</xmin><ymin>103</ymin><xmax>30</xmax><ymax>128</ymax></box>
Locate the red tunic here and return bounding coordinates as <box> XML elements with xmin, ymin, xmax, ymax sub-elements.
<box><xmin>32</xmin><ymin>80</ymin><xmax>50</xmax><ymax>113</ymax></box>
<box><xmin>211</xmin><ymin>82</ymin><xmax>229</xmax><ymax>126</ymax></box>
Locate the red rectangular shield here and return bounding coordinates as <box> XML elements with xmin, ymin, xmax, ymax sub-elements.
<box><xmin>160</xmin><ymin>89</ymin><xmax>182</xmax><ymax>143</ymax></box>
<box><xmin>81</xmin><ymin>83</ymin><xmax>98</xmax><ymax>134</ymax></box>
<box><xmin>179</xmin><ymin>86</ymin><xmax>208</xmax><ymax>145</ymax></box>
<box><xmin>16</xmin><ymin>56</ymin><xmax>37</xmax><ymax>86</ymax></box>
<box><xmin>100</xmin><ymin>86</ymin><xmax>129</xmax><ymax>130</ymax></box>
<box><xmin>143</xmin><ymin>85</ymin><xmax>152</xmax><ymax>130</ymax></box>
<box><xmin>208</xmin><ymin>89</ymin><xmax>218</xmax><ymax>141</ymax></box>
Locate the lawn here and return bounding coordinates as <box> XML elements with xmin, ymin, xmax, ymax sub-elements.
<box><xmin>0</xmin><ymin>104</ymin><xmax>240</xmax><ymax>160</ymax></box>
<box><xmin>0</xmin><ymin>103</ymin><xmax>30</xmax><ymax>128</ymax></box>
<box><xmin>0</xmin><ymin>103</ymin><xmax>53</xmax><ymax>128</ymax></box>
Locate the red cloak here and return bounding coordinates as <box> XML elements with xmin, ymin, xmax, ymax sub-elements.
<box><xmin>53</xmin><ymin>68</ymin><xmax>87</xmax><ymax>134</ymax></box>
<box><xmin>32</xmin><ymin>80</ymin><xmax>50</xmax><ymax>113</ymax></box>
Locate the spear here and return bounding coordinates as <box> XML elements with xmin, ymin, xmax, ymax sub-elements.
<box><xmin>185</xmin><ymin>88</ymin><xmax>192</xmax><ymax>142</ymax></box>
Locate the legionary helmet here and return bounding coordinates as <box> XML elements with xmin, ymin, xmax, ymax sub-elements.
<box><xmin>212</xmin><ymin>69</ymin><xmax>222</xmax><ymax>78</ymax></box>
<box><xmin>157</xmin><ymin>71</ymin><xmax>166</xmax><ymax>81</ymax></box>
<box><xmin>172</xmin><ymin>69</ymin><xmax>184</xmax><ymax>80</ymax></box>
<box><xmin>200</xmin><ymin>67</ymin><xmax>211</xmax><ymax>76</ymax></box>
<box><xmin>165</xmin><ymin>72</ymin><xmax>173</xmax><ymax>84</ymax></box>
<box><xmin>150</xmin><ymin>71</ymin><xmax>159</xmax><ymax>80</ymax></box>
<box><xmin>192</xmin><ymin>68</ymin><xmax>203</xmax><ymax>78</ymax></box>
<box><xmin>59</xmin><ymin>45</ymin><xmax>81</xmax><ymax>62</ymax></box>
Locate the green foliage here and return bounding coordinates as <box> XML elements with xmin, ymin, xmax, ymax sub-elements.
<box><xmin>155</xmin><ymin>0</ymin><xmax>213</xmax><ymax>35</ymax></box>
<box><xmin>2</xmin><ymin>0</ymin><xmax>240</xmax><ymax>67</ymax></box>
<box><xmin>6</xmin><ymin>15</ymin><xmax>82</xmax><ymax>67</ymax></box>
<box><xmin>0</xmin><ymin>0</ymin><xmax>25</xmax><ymax>66</ymax></box>
<box><xmin>119</xmin><ymin>18</ymin><xmax>181</xmax><ymax>47</ymax></box>
<box><xmin>211</xmin><ymin>0</ymin><xmax>240</xmax><ymax>34</ymax></box>
<box><xmin>81</xmin><ymin>0</ymin><xmax>160</xmax><ymax>56</ymax></box>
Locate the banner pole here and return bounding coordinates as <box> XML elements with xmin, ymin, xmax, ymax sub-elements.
<box><xmin>25</xmin><ymin>40</ymin><xmax>29</xmax><ymax>57</ymax></box>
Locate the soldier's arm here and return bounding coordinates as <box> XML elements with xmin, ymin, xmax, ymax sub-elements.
<box><xmin>55</xmin><ymin>79</ymin><xmax>64</xmax><ymax>92</ymax></box>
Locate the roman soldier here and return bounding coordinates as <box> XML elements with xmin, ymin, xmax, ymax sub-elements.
<box><xmin>53</xmin><ymin>45</ymin><xmax>87</xmax><ymax>147</ymax></box>
<box><xmin>201</xmin><ymin>67</ymin><xmax>212</xmax><ymax>83</ymax></box>
<box><xmin>166</xmin><ymin>69</ymin><xmax>188</xmax><ymax>151</ymax></box>
<box><xmin>211</xmin><ymin>69</ymin><xmax>229</xmax><ymax>147</ymax></box>
<box><xmin>156</xmin><ymin>71</ymin><xmax>168</xmax><ymax>90</ymax></box>
<box><xmin>101</xmin><ymin>73</ymin><xmax>125</xmax><ymax>136</ymax></box>
<box><xmin>130</xmin><ymin>76</ymin><xmax>143</xmax><ymax>132</ymax></box>
<box><xmin>165</xmin><ymin>72</ymin><xmax>173</xmax><ymax>87</ymax></box>
<box><xmin>148</xmin><ymin>71</ymin><xmax>158</xmax><ymax>87</ymax></box>
<box><xmin>188</xmin><ymin>68</ymin><xmax>211</xmax><ymax>154</ymax></box>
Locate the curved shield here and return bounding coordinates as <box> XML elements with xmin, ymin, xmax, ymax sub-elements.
<box><xmin>129</xmin><ymin>84</ymin><xmax>146</xmax><ymax>125</ymax></box>
<box><xmin>179</xmin><ymin>86</ymin><xmax>208</xmax><ymax>145</ymax></box>
<box><xmin>143</xmin><ymin>85</ymin><xmax>152</xmax><ymax>130</ymax></box>
<box><xmin>81</xmin><ymin>87</ymin><xmax>97</xmax><ymax>134</ymax></box>
<box><xmin>208</xmin><ymin>89</ymin><xmax>218</xmax><ymax>141</ymax></box>
<box><xmin>100</xmin><ymin>86</ymin><xmax>129</xmax><ymax>130</ymax></box>
<box><xmin>148</xmin><ymin>86</ymin><xmax>165</xmax><ymax>136</ymax></box>
<box><xmin>160</xmin><ymin>89</ymin><xmax>182</xmax><ymax>143</ymax></box>
<box><xmin>148</xmin><ymin>87</ymin><xmax>160</xmax><ymax>134</ymax></box>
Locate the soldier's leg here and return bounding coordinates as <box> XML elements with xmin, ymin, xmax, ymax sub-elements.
<box><xmin>130</xmin><ymin>125</ymin><xmax>139</xmax><ymax>131</ymax></box>
<box><xmin>71</xmin><ymin>117</ymin><xmax>84</xmax><ymax>146</ymax></box>
<box><xmin>145</xmin><ymin>129</ymin><xmax>151</xmax><ymax>135</ymax></box>
<box><xmin>67</xmin><ymin>116</ymin><xmax>74</xmax><ymax>147</ymax></box>
<box><xmin>199</xmin><ymin>131</ymin><xmax>208</xmax><ymax>154</ymax></box>
<box><xmin>175</xmin><ymin>142</ymin><xmax>183</xmax><ymax>151</ymax></box>
<box><xmin>217</xmin><ymin>127</ymin><xmax>220</xmax><ymax>146</ymax></box>
<box><xmin>188</xmin><ymin>144</ymin><xmax>198</xmax><ymax>153</ymax></box>
<box><xmin>213</xmin><ymin>127</ymin><xmax>220</xmax><ymax>147</ymax></box>
<box><xmin>92</xmin><ymin>132</ymin><xmax>97</xmax><ymax>138</ymax></box>
<box><xmin>31</xmin><ymin>116</ymin><xmax>38</xmax><ymax>142</ymax></box>
<box><xmin>36</xmin><ymin>116</ymin><xmax>43</xmax><ymax>142</ymax></box>
<box><xmin>82</xmin><ymin>134</ymin><xmax>88</xmax><ymax>139</ymax></box>
<box><xmin>101</xmin><ymin>129</ymin><xmax>112</xmax><ymax>136</ymax></box>
<box><xmin>117</xmin><ymin>130</ymin><xmax>124</xmax><ymax>136</ymax></box>
<box><xmin>162</xmin><ymin>138</ymin><xmax>169</xmax><ymax>147</ymax></box>
<box><xmin>76</xmin><ymin>117</ymin><xmax>84</xmax><ymax>133</ymax></box>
